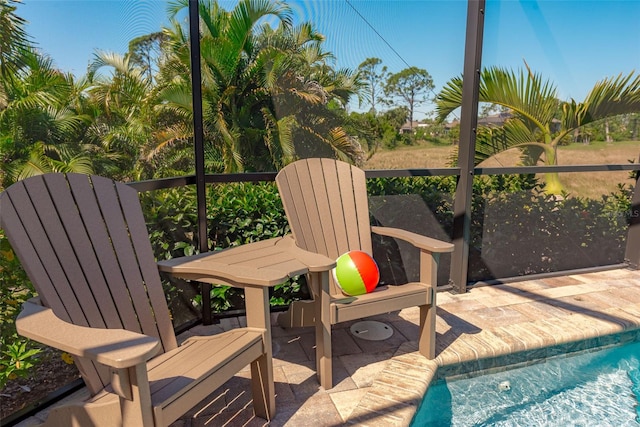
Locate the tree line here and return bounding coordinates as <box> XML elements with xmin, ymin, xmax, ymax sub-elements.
<box><xmin>2</xmin><ymin>0</ymin><xmax>640</xmax><ymax>194</ymax></box>
<box><xmin>0</xmin><ymin>0</ymin><xmax>439</xmax><ymax>190</ymax></box>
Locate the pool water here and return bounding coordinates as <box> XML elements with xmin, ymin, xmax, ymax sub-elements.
<box><xmin>412</xmin><ymin>341</ymin><xmax>640</xmax><ymax>426</ymax></box>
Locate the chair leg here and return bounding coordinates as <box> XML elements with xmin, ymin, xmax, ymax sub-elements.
<box><xmin>250</xmin><ymin>353</ymin><xmax>274</xmax><ymax>420</ymax></box>
<box><xmin>119</xmin><ymin>364</ymin><xmax>154</xmax><ymax>426</ymax></box>
<box><xmin>277</xmin><ymin>299</ymin><xmax>316</xmax><ymax>328</ymax></box>
<box><xmin>309</xmin><ymin>271</ymin><xmax>333</xmax><ymax>389</ymax></box>
<box><xmin>418</xmin><ymin>302</ymin><xmax>436</xmax><ymax>359</ymax></box>
<box><xmin>419</xmin><ymin>251</ymin><xmax>439</xmax><ymax>359</ymax></box>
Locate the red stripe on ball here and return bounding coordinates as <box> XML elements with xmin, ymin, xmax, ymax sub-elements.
<box><xmin>349</xmin><ymin>251</ymin><xmax>380</xmax><ymax>293</ymax></box>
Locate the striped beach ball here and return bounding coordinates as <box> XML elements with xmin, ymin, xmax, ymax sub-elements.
<box><xmin>333</xmin><ymin>250</ymin><xmax>380</xmax><ymax>296</ymax></box>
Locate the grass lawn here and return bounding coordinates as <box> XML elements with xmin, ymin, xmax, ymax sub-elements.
<box><xmin>364</xmin><ymin>140</ymin><xmax>640</xmax><ymax>199</ymax></box>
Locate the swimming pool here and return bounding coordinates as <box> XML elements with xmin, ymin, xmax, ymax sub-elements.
<box><xmin>412</xmin><ymin>340</ymin><xmax>640</xmax><ymax>426</ymax></box>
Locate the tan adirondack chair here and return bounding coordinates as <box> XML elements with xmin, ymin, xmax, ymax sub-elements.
<box><xmin>0</xmin><ymin>173</ymin><xmax>274</xmax><ymax>426</ymax></box>
<box><xmin>276</xmin><ymin>158</ymin><xmax>454</xmax><ymax>388</ymax></box>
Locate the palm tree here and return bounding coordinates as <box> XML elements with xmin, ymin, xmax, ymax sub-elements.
<box><xmin>151</xmin><ymin>0</ymin><xmax>291</xmax><ymax>173</ymax></box>
<box><xmin>0</xmin><ymin>1</ymin><xmax>96</xmax><ymax>188</ymax></box>
<box><xmin>259</xmin><ymin>22</ymin><xmax>365</xmax><ymax>166</ymax></box>
<box><xmin>6</xmin><ymin>141</ymin><xmax>93</xmax><ymax>183</ymax></box>
<box><xmin>0</xmin><ymin>0</ymin><xmax>31</xmax><ymax>94</ymax></box>
<box><xmin>155</xmin><ymin>0</ymin><xmax>363</xmax><ymax>173</ymax></box>
<box><xmin>0</xmin><ymin>50</ymin><xmax>93</xmax><ymax>188</ymax></box>
<box><xmin>86</xmin><ymin>50</ymin><xmax>163</xmax><ymax>180</ymax></box>
<box><xmin>436</xmin><ymin>63</ymin><xmax>640</xmax><ymax>193</ymax></box>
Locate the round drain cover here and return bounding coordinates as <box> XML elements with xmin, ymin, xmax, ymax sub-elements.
<box><xmin>350</xmin><ymin>320</ymin><xmax>394</xmax><ymax>341</ymax></box>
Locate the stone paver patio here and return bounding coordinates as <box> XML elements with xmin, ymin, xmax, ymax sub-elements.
<box><xmin>16</xmin><ymin>268</ymin><xmax>640</xmax><ymax>426</ymax></box>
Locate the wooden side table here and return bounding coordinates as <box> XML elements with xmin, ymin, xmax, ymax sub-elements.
<box><xmin>157</xmin><ymin>235</ymin><xmax>336</xmax><ymax>389</ymax></box>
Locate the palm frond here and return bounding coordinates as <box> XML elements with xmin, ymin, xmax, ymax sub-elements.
<box><xmin>144</xmin><ymin>123</ymin><xmax>191</xmax><ymax>160</ymax></box>
<box><xmin>228</xmin><ymin>0</ymin><xmax>292</xmax><ymax>55</ymax></box>
<box><xmin>273</xmin><ymin>114</ymin><xmax>295</xmax><ymax>164</ymax></box>
<box><xmin>0</xmin><ymin>0</ymin><xmax>32</xmax><ymax>81</ymax></box>
<box><xmin>473</xmin><ymin>119</ymin><xmax>540</xmax><ymax>165</ymax></box>
<box><xmin>435</xmin><ymin>76</ymin><xmax>463</xmax><ymax>122</ymax></box>
<box><xmin>563</xmin><ymin>72</ymin><xmax>640</xmax><ymax>131</ymax></box>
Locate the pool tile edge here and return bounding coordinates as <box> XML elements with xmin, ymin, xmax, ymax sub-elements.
<box><xmin>346</xmin><ymin>322</ymin><xmax>640</xmax><ymax>426</ymax></box>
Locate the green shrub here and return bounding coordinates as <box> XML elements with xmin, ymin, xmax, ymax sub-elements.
<box><xmin>475</xmin><ymin>184</ymin><xmax>631</xmax><ymax>280</ymax></box>
<box><xmin>0</xmin><ymin>341</ymin><xmax>40</xmax><ymax>388</ymax></box>
<box><xmin>207</xmin><ymin>182</ymin><xmax>290</xmax><ymax>248</ymax></box>
<box><xmin>0</xmin><ymin>232</ymin><xmax>40</xmax><ymax>388</ymax></box>
<box><xmin>367</xmin><ymin>173</ymin><xmax>632</xmax><ymax>281</ymax></box>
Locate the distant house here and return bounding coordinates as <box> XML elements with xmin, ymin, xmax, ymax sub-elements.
<box><xmin>400</xmin><ymin>121</ymin><xmax>427</xmax><ymax>134</ymax></box>
<box><xmin>478</xmin><ymin>112</ymin><xmax>512</xmax><ymax>127</ymax></box>
<box><xmin>477</xmin><ymin>112</ymin><xmax>561</xmax><ymax>133</ymax></box>
<box><xmin>444</xmin><ymin>119</ymin><xmax>460</xmax><ymax>133</ymax></box>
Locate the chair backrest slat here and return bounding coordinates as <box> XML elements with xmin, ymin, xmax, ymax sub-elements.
<box><xmin>348</xmin><ymin>162</ymin><xmax>373</xmax><ymax>251</ymax></box>
<box><xmin>88</xmin><ymin>176</ymin><xmax>164</xmax><ymax>340</ymax></box>
<box><xmin>277</xmin><ymin>162</ymin><xmax>315</xmax><ymax>253</ymax></box>
<box><xmin>46</xmin><ymin>174</ymin><xmax>121</xmax><ymax>327</ymax></box>
<box><xmin>114</xmin><ymin>179</ymin><xmax>176</xmax><ymax>349</ymax></box>
<box><xmin>2</xmin><ymin>177</ymin><xmax>93</xmax><ymax>324</ymax></box>
<box><xmin>305</xmin><ymin>159</ymin><xmax>340</xmax><ymax>258</ymax></box>
<box><xmin>0</xmin><ymin>174</ymin><xmax>177</xmax><ymax>394</ymax></box>
<box><xmin>333</xmin><ymin>159</ymin><xmax>373</xmax><ymax>253</ymax></box>
<box><xmin>65</xmin><ymin>174</ymin><xmax>145</xmax><ymax>333</ymax></box>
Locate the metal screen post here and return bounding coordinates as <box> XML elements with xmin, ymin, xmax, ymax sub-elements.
<box><xmin>188</xmin><ymin>0</ymin><xmax>212</xmax><ymax>325</ymax></box>
<box><xmin>449</xmin><ymin>0</ymin><xmax>485</xmax><ymax>293</ymax></box>
<box><xmin>625</xmin><ymin>157</ymin><xmax>640</xmax><ymax>268</ymax></box>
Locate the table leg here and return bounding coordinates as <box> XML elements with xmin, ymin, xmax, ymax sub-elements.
<box><xmin>201</xmin><ymin>282</ymin><xmax>212</xmax><ymax>325</ymax></box>
<box><xmin>244</xmin><ymin>286</ymin><xmax>276</xmax><ymax>419</ymax></box>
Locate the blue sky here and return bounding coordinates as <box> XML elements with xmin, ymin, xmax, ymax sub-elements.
<box><xmin>17</xmin><ymin>0</ymin><xmax>640</xmax><ymax>118</ymax></box>
<box><xmin>18</xmin><ymin>0</ymin><xmax>171</xmax><ymax>76</ymax></box>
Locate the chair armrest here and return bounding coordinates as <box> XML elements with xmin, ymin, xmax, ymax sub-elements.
<box><xmin>159</xmin><ymin>258</ymin><xmax>294</xmax><ymax>286</ymax></box>
<box><xmin>371</xmin><ymin>226</ymin><xmax>454</xmax><ymax>253</ymax></box>
<box><xmin>16</xmin><ymin>299</ymin><xmax>161</xmax><ymax>369</ymax></box>
<box><xmin>276</xmin><ymin>235</ymin><xmax>336</xmax><ymax>272</ymax></box>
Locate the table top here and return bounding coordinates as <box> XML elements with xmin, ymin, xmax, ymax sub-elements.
<box><xmin>157</xmin><ymin>235</ymin><xmax>335</xmax><ymax>287</ymax></box>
